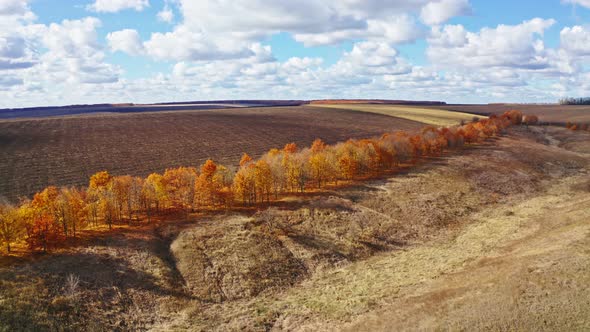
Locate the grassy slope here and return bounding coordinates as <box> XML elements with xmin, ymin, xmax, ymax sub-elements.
<box><xmin>281</xmin><ymin>173</ymin><xmax>590</xmax><ymax>331</ymax></box>
<box><xmin>313</xmin><ymin>104</ymin><xmax>487</xmax><ymax>126</ymax></box>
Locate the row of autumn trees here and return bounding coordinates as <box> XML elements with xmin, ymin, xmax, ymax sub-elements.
<box><xmin>0</xmin><ymin>111</ymin><xmax>531</xmax><ymax>253</ymax></box>
<box><xmin>566</xmin><ymin>122</ymin><xmax>590</xmax><ymax>131</ymax></box>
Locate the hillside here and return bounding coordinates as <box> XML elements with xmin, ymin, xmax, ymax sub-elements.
<box><xmin>1</xmin><ymin>125</ymin><xmax>588</xmax><ymax>331</ymax></box>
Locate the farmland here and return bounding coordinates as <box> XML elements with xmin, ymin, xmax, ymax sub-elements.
<box><xmin>313</xmin><ymin>103</ymin><xmax>487</xmax><ymax>126</ymax></box>
<box><xmin>1</xmin><ymin>124</ymin><xmax>589</xmax><ymax>331</ymax></box>
<box><xmin>314</xmin><ymin>102</ymin><xmax>590</xmax><ymax>126</ymax></box>
<box><xmin>0</xmin><ymin>106</ymin><xmax>423</xmax><ymax>201</ymax></box>
<box><xmin>1</xmin><ymin>101</ymin><xmax>590</xmax><ymax>331</ymax></box>
<box><xmin>427</xmin><ymin>103</ymin><xmax>590</xmax><ymax>124</ymax></box>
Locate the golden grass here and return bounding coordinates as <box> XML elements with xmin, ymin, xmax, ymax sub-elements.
<box><xmin>270</xmin><ymin>173</ymin><xmax>590</xmax><ymax>330</ymax></box>
<box><xmin>314</xmin><ymin>104</ymin><xmax>487</xmax><ymax>126</ymax></box>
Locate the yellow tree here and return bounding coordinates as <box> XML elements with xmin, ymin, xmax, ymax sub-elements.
<box><xmin>112</xmin><ymin>175</ymin><xmax>132</xmax><ymax>222</ymax></box>
<box><xmin>240</xmin><ymin>153</ymin><xmax>252</xmax><ymax>167</ymax></box>
<box><xmin>308</xmin><ymin>139</ymin><xmax>330</xmax><ymax>188</ymax></box>
<box><xmin>234</xmin><ymin>154</ymin><xmax>256</xmax><ymax>204</ymax></box>
<box><xmin>88</xmin><ymin>171</ymin><xmax>117</xmax><ymax>229</ymax></box>
<box><xmin>145</xmin><ymin>173</ymin><xmax>167</xmax><ymax>212</ymax></box>
<box><xmin>29</xmin><ymin>187</ymin><xmax>62</xmax><ymax>251</ymax></box>
<box><xmin>282</xmin><ymin>143</ymin><xmax>305</xmax><ymax>192</ymax></box>
<box><xmin>337</xmin><ymin>141</ymin><xmax>359</xmax><ymax>180</ymax></box>
<box><xmin>127</xmin><ymin>176</ymin><xmax>144</xmax><ymax>221</ymax></box>
<box><xmin>164</xmin><ymin>167</ymin><xmax>197</xmax><ymax>212</ymax></box>
<box><xmin>195</xmin><ymin>160</ymin><xmax>219</xmax><ymax>209</ymax></box>
<box><xmin>254</xmin><ymin>159</ymin><xmax>272</xmax><ymax>202</ymax></box>
<box><xmin>212</xmin><ymin>164</ymin><xmax>235</xmax><ymax>208</ymax></box>
<box><xmin>0</xmin><ymin>201</ymin><xmax>23</xmax><ymax>252</ymax></box>
<box><xmin>55</xmin><ymin>187</ymin><xmax>86</xmax><ymax>238</ymax></box>
<box><xmin>64</xmin><ymin>187</ymin><xmax>87</xmax><ymax>238</ymax></box>
<box><xmin>262</xmin><ymin>148</ymin><xmax>286</xmax><ymax>199</ymax></box>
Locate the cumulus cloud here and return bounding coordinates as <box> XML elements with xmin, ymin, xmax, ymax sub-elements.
<box><xmin>2</xmin><ymin>0</ymin><xmax>590</xmax><ymax>107</ymax></box>
<box><xmin>294</xmin><ymin>14</ymin><xmax>424</xmax><ymax>46</ymax></box>
<box><xmin>420</xmin><ymin>0</ymin><xmax>471</xmax><ymax>25</ymax></box>
<box><xmin>0</xmin><ymin>0</ymin><xmax>37</xmax><ymax>85</ymax></box>
<box><xmin>107</xmin><ymin>29</ymin><xmax>145</xmax><ymax>55</ymax></box>
<box><xmin>88</xmin><ymin>0</ymin><xmax>149</xmax><ymax>13</ymax></box>
<box><xmin>334</xmin><ymin>41</ymin><xmax>411</xmax><ymax>76</ymax></box>
<box><xmin>0</xmin><ymin>0</ymin><xmax>35</xmax><ymax>31</ymax></box>
<box><xmin>560</xmin><ymin>26</ymin><xmax>590</xmax><ymax>56</ymax></box>
<box><xmin>427</xmin><ymin>18</ymin><xmax>556</xmax><ymax>70</ymax></box>
<box><xmin>0</xmin><ymin>0</ymin><xmax>30</xmax><ymax>15</ymax></box>
<box><xmin>144</xmin><ymin>26</ymin><xmax>255</xmax><ymax>61</ymax></box>
<box><xmin>26</xmin><ymin>17</ymin><xmax>120</xmax><ymax>85</ymax></box>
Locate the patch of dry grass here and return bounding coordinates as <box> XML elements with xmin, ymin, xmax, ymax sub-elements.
<box><xmin>219</xmin><ymin>171</ymin><xmax>581</xmax><ymax>332</ymax></box>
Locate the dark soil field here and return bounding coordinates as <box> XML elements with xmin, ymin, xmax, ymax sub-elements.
<box><xmin>432</xmin><ymin>104</ymin><xmax>590</xmax><ymax>124</ymax></box>
<box><xmin>0</xmin><ymin>106</ymin><xmax>423</xmax><ymax>201</ymax></box>
<box><xmin>0</xmin><ymin>101</ymin><xmax>306</xmax><ymax>120</ymax></box>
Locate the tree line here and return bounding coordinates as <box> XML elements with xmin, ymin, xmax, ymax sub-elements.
<box><xmin>559</xmin><ymin>97</ymin><xmax>590</xmax><ymax>105</ymax></box>
<box><xmin>0</xmin><ymin>111</ymin><xmax>530</xmax><ymax>253</ymax></box>
<box><xmin>566</xmin><ymin>122</ymin><xmax>590</xmax><ymax>131</ymax></box>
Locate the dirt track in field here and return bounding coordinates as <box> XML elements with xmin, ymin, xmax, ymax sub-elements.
<box><xmin>0</xmin><ymin>106</ymin><xmax>423</xmax><ymax>201</ymax></box>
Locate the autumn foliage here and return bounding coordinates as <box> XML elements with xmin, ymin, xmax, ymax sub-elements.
<box><xmin>566</xmin><ymin>122</ymin><xmax>590</xmax><ymax>132</ymax></box>
<box><xmin>0</xmin><ymin>110</ymin><xmax>531</xmax><ymax>253</ymax></box>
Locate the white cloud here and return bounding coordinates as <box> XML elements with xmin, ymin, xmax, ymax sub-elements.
<box><xmin>427</xmin><ymin>18</ymin><xmax>556</xmax><ymax>70</ymax></box>
<box><xmin>42</xmin><ymin>18</ymin><xmax>102</xmax><ymax>57</ymax></box>
<box><xmin>112</xmin><ymin>0</ymin><xmax>462</xmax><ymax>61</ymax></box>
<box><xmin>107</xmin><ymin>29</ymin><xmax>145</xmax><ymax>55</ymax></box>
<box><xmin>88</xmin><ymin>0</ymin><xmax>149</xmax><ymax>13</ymax></box>
<box><xmin>367</xmin><ymin>15</ymin><xmax>426</xmax><ymax>44</ymax></box>
<box><xmin>335</xmin><ymin>41</ymin><xmax>410</xmax><ymax>75</ymax></box>
<box><xmin>171</xmin><ymin>0</ymin><xmax>436</xmax><ymax>47</ymax></box>
<box><xmin>560</xmin><ymin>26</ymin><xmax>590</xmax><ymax>56</ymax></box>
<box><xmin>144</xmin><ymin>26</ymin><xmax>254</xmax><ymax>61</ymax></box>
<box><xmin>420</xmin><ymin>0</ymin><xmax>471</xmax><ymax>26</ymax></box>
<box><xmin>0</xmin><ymin>0</ymin><xmax>35</xmax><ymax>31</ymax></box>
<box><xmin>157</xmin><ymin>6</ymin><xmax>174</xmax><ymax>23</ymax></box>
<box><xmin>2</xmin><ymin>1</ymin><xmax>589</xmax><ymax>107</ymax></box>
<box><xmin>294</xmin><ymin>14</ymin><xmax>424</xmax><ymax>46</ymax></box>
<box><xmin>0</xmin><ymin>0</ymin><xmax>29</xmax><ymax>15</ymax></box>
<box><xmin>562</xmin><ymin>0</ymin><xmax>590</xmax><ymax>8</ymax></box>
<box><xmin>26</xmin><ymin>17</ymin><xmax>120</xmax><ymax>85</ymax></box>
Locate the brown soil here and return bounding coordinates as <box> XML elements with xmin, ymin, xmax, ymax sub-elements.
<box><xmin>0</xmin><ymin>106</ymin><xmax>422</xmax><ymax>201</ymax></box>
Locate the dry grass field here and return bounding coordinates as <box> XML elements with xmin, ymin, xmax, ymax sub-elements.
<box><xmin>314</xmin><ymin>104</ymin><xmax>487</xmax><ymax>126</ymax></box>
<box><xmin>1</xmin><ymin>125</ymin><xmax>589</xmax><ymax>331</ymax></box>
<box><xmin>0</xmin><ymin>106</ymin><xmax>423</xmax><ymax>201</ymax></box>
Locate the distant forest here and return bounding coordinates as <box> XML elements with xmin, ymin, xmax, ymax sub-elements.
<box><xmin>559</xmin><ymin>97</ymin><xmax>590</xmax><ymax>105</ymax></box>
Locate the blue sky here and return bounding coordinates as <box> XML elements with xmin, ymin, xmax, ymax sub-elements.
<box><xmin>1</xmin><ymin>0</ymin><xmax>590</xmax><ymax>107</ymax></box>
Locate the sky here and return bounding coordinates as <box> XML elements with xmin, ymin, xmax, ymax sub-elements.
<box><xmin>1</xmin><ymin>0</ymin><xmax>590</xmax><ymax>108</ymax></box>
